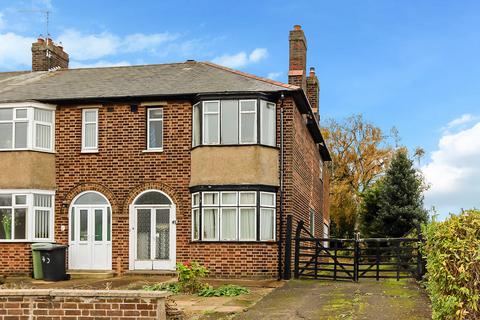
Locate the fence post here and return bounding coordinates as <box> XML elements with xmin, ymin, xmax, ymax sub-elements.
<box><xmin>283</xmin><ymin>215</ymin><xmax>293</xmax><ymax>280</ymax></box>
<box><xmin>293</xmin><ymin>220</ymin><xmax>304</xmax><ymax>279</ymax></box>
<box><xmin>354</xmin><ymin>232</ymin><xmax>360</xmax><ymax>282</ymax></box>
<box><xmin>416</xmin><ymin>224</ymin><xmax>425</xmax><ymax>280</ymax></box>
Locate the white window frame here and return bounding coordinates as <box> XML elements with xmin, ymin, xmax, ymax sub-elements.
<box><xmin>220</xmin><ymin>207</ymin><xmax>238</xmax><ymax>241</ymax></box>
<box><xmin>201</xmin><ymin>207</ymin><xmax>219</xmax><ymax>241</ymax></box>
<box><xmin>81</xmin><ymin>108</ymin><xmax>99</xmax><ymax>152</ymax></box>
<box><xmin>260</xmin><ymin>192</ymin><xmax>276</xmax><ymax>241</ymax></box>
<box><xmin>238</xmin><ymin>207</ymin><xmax>257</xmax><ymax>241</ymax></box>
<box><xmin>191</xmin><ymin>192</ymin><xmax>200</xmax><ymax>240</ymax></box>
<box><xmin>0</xmin><ymin>189</ymin><xmax>55</xmax><ymax>243</ymax></box>
<box><xmin>202</xmin><ymin>101</ymin><xmax>220</xmax><ymax>145</ymax></box>
<box><xmin>147</xmin><ymin>107</ymin><xmax>164</xmax><ymax>151</ymax></box>
<box><xmin>192</xmin><ymin>102</ymin><xmax>201</xmax><ymax>147</ymax></box>
<box><xmin>260</xmin><ymin>101</ymin><xmax>276</xmax><ymax>147</ymax></box>
<box><xmin>0</xmin><ymin>102</ymin><xmax>55</xmax><ymax>153</ymax></box>
<box><xmin>192</xmin><ymin>190</ymin><xmax>276</xmax><ymax>242</ymax></box>
<box><xmin>239</xmin><ymin>100</ymin><xmax>257</xmax><ymax>144</ymax></box>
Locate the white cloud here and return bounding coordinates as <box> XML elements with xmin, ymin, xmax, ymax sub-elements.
<box><xmin>57</xmin><ymin>30</ymin><xmax>121</xmax><ymax>61</ymax></box>
<box><xmin>267</xmin><ymin>72</ymin><xmax>282</xmax><ymax>80</ymax></box>
<box><xmin>123</xmin><ymin>33</ymin><xmax>177</xmax><ymax>53</ymax></box>
<box><xmin>57</xmin><ymin>29</ymin><xmax>179</xmax><ymax>61</ymax></box>
<box><xmin>0</xmin><ymin>32</ymin><xmax>35</xmax><ymax>68</ymax></box>
<box><xmin>443</xmin><ymin>113</ymin><xmax>478</xmax><ymax>131</ymax></box>
<box><xmin>212</xmin><ymin>48</ymin><xmax>268</xmax><ymax>68</ymax></box>
<box><xmin>422</xmin><ymin>120</ymin><xmax>480</xmax><ymax>217</ymax></box>
<box><xmin>249</xmin><ymin>48</ymin><xmax>268</xmax><ymax>62</ymax></box>
<box><xmin>69</xmin><ymin>60</ymin><xmax>131</xmax><ymax>69</ymax></box>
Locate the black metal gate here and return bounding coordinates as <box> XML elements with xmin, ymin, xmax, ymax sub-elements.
<box><xmin>283</xmin><ymin>217</ymin><xmax>425</xmax><ymax>281</ymax></box>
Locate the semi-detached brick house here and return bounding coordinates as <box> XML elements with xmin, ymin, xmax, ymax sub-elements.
<box><xmin>0</xmin><ymin>25</ymin><xmax>331</xmax><ymax>278</ymax></box>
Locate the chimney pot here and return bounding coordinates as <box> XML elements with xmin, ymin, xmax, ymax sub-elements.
<box><xmin>310</xmin><ymin>67</ymin><xmax>315</xmax><ymax>76</ymax></box>
<box><xmin>37</xmin><ymin>37</ymin><xmax>44</xmax><ymax>44</ymax></box>
<box><xmin>294</xmin><ymin>25</ymin><xmax>302</xmax><ymax>30</ymax></box>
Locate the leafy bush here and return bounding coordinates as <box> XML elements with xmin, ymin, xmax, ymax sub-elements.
<box><xmin>198</xmin><ymin>284</ymin><xmax>250</xmax><ymax>297</ymax></box>
<box><xmin>176</xmin><ymin>261</ymin><xmax>209</xmax><ymax>293</ymax></box>
<box><xmin>423</xmin><ymin>210</ymin><xmax>480</xmax><ymax>320</ymax></box>
<box><xmin>143</xmin><ymin>260</ymin><xmax>209</xmax><ymax>294</ymax></box>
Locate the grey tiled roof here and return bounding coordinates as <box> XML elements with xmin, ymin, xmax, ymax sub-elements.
<box><xmin>0</xmin><ymin>62</ymin><xmax>297</xmax><ymax>103</ymax></box>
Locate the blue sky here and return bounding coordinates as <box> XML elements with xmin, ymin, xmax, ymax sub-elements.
<box><xmin>1</xmin><ymin>0</ymin><xmax>479</xmax><ymax>218</ymax></box>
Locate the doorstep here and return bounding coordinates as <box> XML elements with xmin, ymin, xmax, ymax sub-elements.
<box><xmin>67</xmin><ymin>270</ymin><xmax>116</xmax><ymax>280</ymax></box>
<box><xmin>125</xmin><ymin>270</ymin><xmax>178</xmax><ymax>277</ymax></box>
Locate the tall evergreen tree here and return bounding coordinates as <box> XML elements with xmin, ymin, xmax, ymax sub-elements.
<box><xmin>361</xmin><ymin>149</ymin><xmax>428</xmax><ymax>237</ymax></box>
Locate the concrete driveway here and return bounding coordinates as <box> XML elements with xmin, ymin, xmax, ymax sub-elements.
<box><xmin>234</xmin><ymin>279</ymin><xmax>431</xmax><ymax>320</ymax></box>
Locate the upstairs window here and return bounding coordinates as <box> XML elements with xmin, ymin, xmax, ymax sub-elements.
<box><xmin>147</xmin><ymin>108</ymin><xmax>164</xmax><ymax>150</ymax></box>
<box><xmin>82</xmin><ymin>109</ymin><xmax>98</xmax><ymax>152</ymax></box>
<box><xmin>0</xmin><ymin>105</ymin><xmax>54</xmax><ymax>152</ymax></box>
<box><xmin>192</xmin><ymin>99</ymin><xmax>276</xmax><ymax>148</ymax></box>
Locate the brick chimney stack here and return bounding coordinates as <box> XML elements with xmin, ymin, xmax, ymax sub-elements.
<box><xmin>288</xmin><ymin>25</ymin><xmax>307</xmax><ymax>91</ymax></box>
<box><xmin>288</xmin><ymin>25</ymin><xmax>320</xmax><ymax>121</ymax></box>
<box><xmin>307</xmin><ymin>67</ymin><xmax>320</xmax><ymax>121</ymax></box>
<box><xmin>31</xmin><ymin>37</ymin><xmax>69</xmax><ymax>72</ymax></box>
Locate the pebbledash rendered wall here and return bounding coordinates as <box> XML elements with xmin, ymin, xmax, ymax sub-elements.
<box><xmin>0</xmin><ymin>96</ymin><xmax>328</xmax><ymax>278</ymax></box>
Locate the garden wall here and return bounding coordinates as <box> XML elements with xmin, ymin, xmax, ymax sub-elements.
<box><xmin>0</xmin><ymin>289</ymin><xmax>169</xmax><ymax>320</ymax></box>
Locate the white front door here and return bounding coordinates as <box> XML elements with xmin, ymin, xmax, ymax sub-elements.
<box><xmin>133</xmin><ymin>206</ymin><xmax>175</xmax><ymax>270</ymax></box>
<box><xmin>69</xmin><ymin>206</ymin><xmax>112</xmax><ymax>270</ymax></box>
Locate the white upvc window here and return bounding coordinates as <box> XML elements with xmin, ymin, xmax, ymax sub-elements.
<box><xmin>202</xmin><ymin>101</ymin><xmax>220</xmax><ymax>145</ymax></box>
<box><xmin>260</xmin><ymin>101</ymin><xmax>276</xmax><ymax>146</ymax></box>
<box><xmin>147</xmin><ymin>108</ymin><xmax>163</xmax><ymax>151</ymax></box>
<box><xmin>0</xmin><ymin>190</ymin><xmax>54</xmax><ymax>242</ymax></box>
<box><xmin>192</xmin><ymin>190</ymin><xmax>276</xmax><ymax>242</ymax></box>
<box><xmin>191</xmin><ymin>193</ymin><xmax>200</xmax><ymax>240</ymax></box>
<box><xmin>0</xmin><ymin>103</ymin><xmax>55</xmax><ymax>153</ymax></box>
<box><xmin>192</xmin><ymin>103</ymin><xmax>201</xmax><ymax>147</ymax></box>
<box><xmin>239</xmin><ymin>100</ymin><xmax>257</xmax><ymax>144</ymax></box>
<box><xmin>82</xmin><ymin>109</ymin><xmax>98</xmax><ymax>152</ymax></box>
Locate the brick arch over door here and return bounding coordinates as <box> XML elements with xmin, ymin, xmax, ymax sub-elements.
<box><xmin>61</xmin><ymin>182</ymin><xmax>119</xmax><ymax>216</ymax></box>
<box><xmin>123</xmin><ymin>182</ymin><xmax>181</xmax><ymax>214</ymax></box>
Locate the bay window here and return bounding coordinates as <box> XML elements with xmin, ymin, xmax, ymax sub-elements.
<box><xmin>192</xmin><ymin>99</ymin><xmax>276</xmax><ymax>147</ymax></box>
<box><xmin>0</xmin><ymin>191</ymin><xmax>54</xmax><ymax>242</ymax></box>
<box><xmin>191</xmin><ymin>190</ymin><xmax>276</xmax><ymax>242</ymax></box>
<box><xmin>0</xmin><ymin>104</ymin><xmax>54</xmax><ymax>152</ymax></box>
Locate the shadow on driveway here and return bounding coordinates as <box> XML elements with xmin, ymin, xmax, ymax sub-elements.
<box><xmin>234</xmin><ymin>279</ymin><xmax>431</xmax><ymax>320</ymax></box>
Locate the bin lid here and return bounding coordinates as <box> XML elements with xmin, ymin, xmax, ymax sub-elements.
<box><xmin>33</xmin><ymin>243</ymin><xmax>67</xmax><ymax>251</ymax></box>
<box><xmin>31</xmin><ymin>243</ymin><xmax>55</xmax><ymax>250</ymax></box>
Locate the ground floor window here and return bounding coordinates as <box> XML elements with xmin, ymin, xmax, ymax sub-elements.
<box><xmin>191</xmin><ymin>189</ymin><xmax>276</xmax><ymax>242</ymax></box>
<box><xmin>0</xmin><ymin>190</ymin><xmax>54</xmax><ymax>242</ymax></box>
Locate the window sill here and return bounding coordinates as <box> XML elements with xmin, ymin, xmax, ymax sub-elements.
<box><xmin>0</xmin><ymin>239</ymin><xmax>54</xmax><ymax>243</ymax></box>
<box><xmin>190</xmin><ymin>240</ymin><xmax>277</xmax><ymax>244</ymax></box>
<box><xmin>142</xmin><ymin>149</ymin><xmax>164</xmax><ymax>153</ymax></box>
<box><xmin>0</xmin><ymin>149</ymin><xmax>55</xmax><ymax>154</ymax></box>
<box><xmin>191</xmin><ymin>144</ymin><xmax>279</xmax><ymax>151</ymax></box>
<box><xmin>81</xmin><ymin>150</ymin><xmax>99</xmax><ymax>154</ymax></box>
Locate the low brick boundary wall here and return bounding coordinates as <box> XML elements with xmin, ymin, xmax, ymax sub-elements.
<box><xmin>0</xmin><ymin>289</ymin><xmax>169</xmax><ymax>319</ymax></box>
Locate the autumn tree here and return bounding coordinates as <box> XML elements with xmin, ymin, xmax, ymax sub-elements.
<box><xmin>321</xmin><ymin>115</ymin><xmax>392</xmax><ymax>237</ymax></box>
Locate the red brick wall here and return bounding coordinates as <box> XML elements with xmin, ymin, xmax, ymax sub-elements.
<box><xmin>53</xmin><ymin>102</ymin><xmax>278</xmax><ymax>278</ymax></box>
<box><xmin>0</xmin><ymin>290</ymin><xmax>167</xmax><ymax>319</ymax></box>
<box><xmin>0</xmin><ymin>244</ymin><xmax>32</xmax><ymax>275</ymax></box>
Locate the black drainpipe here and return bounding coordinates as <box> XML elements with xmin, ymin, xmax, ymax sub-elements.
<box><xmin>277</xmin><ymin>92</ymin><xmax>285</xmax><ymax>280</ymax></box>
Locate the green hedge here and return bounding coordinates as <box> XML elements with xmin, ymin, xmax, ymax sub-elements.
<box><xmin>423</xmin><ymin>210</ymin><xmax>480</xmax><ymax>319</ymax></box>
